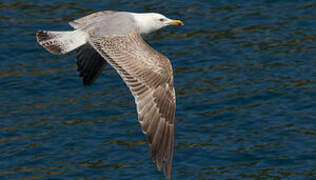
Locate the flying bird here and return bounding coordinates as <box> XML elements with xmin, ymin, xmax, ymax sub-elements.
<box><xmin>36</xmin><ymin>10</ymin><xmax>183</xmax><ymax>179</ymax></box>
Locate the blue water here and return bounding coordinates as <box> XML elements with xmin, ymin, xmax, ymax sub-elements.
<box><xmin>1</xmin><ymin>0</ymin><xmax>315</xmax><ymax>179</ymax></box>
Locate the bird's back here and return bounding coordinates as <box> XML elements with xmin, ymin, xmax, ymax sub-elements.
<box><xmin>71</xmin><ymin>12</ymin><xmax>138</xmax><ymax>37</ymax></box>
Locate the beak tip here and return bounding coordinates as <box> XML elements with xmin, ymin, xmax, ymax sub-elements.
<box><xmin>169</xmin><ymin>20</ymin><xmax>184</xmax><ymax>26</ymax></box>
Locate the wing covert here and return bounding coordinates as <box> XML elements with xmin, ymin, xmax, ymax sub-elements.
<box><xmin>88</xmin><ymin>32</ymin><xmax>175</xmax><ymax>179</ymax></box>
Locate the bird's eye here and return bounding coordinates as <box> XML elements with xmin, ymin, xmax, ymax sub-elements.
<box><xmin>159</xmin><ymin>18</ymin><xmax>165</xmax><ymax>22</ymax></box>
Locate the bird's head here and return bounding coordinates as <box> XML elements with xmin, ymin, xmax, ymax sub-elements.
<box><xmin>133</xmin><ymin>13</ymin><xmax>183</xmax><ymax>34</ymax></box>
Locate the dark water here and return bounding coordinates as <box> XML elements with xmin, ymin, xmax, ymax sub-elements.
<box><xmin>1</xmin><ymin>0</ymin><xmax>315</xmax><ymax>179</ymax></box>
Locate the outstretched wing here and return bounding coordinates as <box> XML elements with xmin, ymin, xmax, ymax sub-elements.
<box><xmin>89</xmin><ymin>32</ymin><xmax>175</xmax><ymax>179</ymax></box>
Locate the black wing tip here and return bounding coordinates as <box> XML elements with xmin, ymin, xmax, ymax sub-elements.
<box><xmin>75</xmin><ymin>45</ymin><xmax>106</xmax><ymax>86</ymax></box>
<box><xmin>82</xmin><ymin>78</ymin><xmax>95</xmax><ymax>86</ymax></box>
<box><xmin>79</xmin><ymin>70</ymin><xmax>99</xmax><ymax>86</ymax></box>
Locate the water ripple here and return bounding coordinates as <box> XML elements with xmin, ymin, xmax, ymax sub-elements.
<box><xmin>0</xmin><ymin>0</ymin><xmax>315</xmax><ymax>179</ymax></box>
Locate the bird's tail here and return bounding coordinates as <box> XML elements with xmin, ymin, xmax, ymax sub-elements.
<box><xmin>36</xmin><ymin>30</ymin><xmax>88</xmax><ymax>54</ymax></box>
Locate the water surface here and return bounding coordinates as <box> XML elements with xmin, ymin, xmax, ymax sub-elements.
<box><xmin>0</xmin><ymin>0</ymin><xmax>315</xmax><ymax>179</ymax></box>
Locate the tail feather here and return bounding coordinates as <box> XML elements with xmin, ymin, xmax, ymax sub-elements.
<box><xmin>36</xmin><ymin>30</ymin><xmax>88</xmax><ymax>54</ymax></box>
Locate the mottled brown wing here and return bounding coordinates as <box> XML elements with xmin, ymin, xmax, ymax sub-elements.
<box><xmin>89</xmin><ymin>32</ymin><xmax>175</xmax><ymax>179</ymax></box>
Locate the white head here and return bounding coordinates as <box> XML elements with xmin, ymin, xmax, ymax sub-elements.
<box><xmin>132</xmin><ymin>13</ymin><xmax>184</xmax><ymax>34</ymax></box>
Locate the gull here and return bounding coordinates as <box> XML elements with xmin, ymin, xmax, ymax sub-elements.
<box><xmin>36</xmin><ymin>10</ymin><xmax>183</xmax><ymax>179</ymax></box>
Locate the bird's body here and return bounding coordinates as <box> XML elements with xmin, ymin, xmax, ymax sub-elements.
<box><xmin>36</xmin><ymin>11</ymin><xmax>183</xmax><ymax>179</ymax></box>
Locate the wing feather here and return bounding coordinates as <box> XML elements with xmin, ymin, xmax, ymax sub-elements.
<box><xmin>88</xmin><ymin>32</ymin><xmax>175</xmax><ymax>179</ymax></box>
<box><xmin>75</xmin><ymin>44</ymin><xmax>106</xmax><ymax>85</ymax></box>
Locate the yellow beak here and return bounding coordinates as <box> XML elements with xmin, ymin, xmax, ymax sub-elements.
<box><xmin>168</xmin><ymin>20</ymin><xmax>184</xmax><ymax>26</ymax></box>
